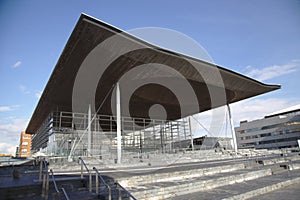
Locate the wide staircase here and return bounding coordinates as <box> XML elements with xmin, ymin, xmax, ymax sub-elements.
<box><xmin>1</xmin><ymin>149</ymin><xmax>300</xmax><ymax>199</ymax></box>
<box><xmin>115</xmin><ymin>150</ymin><xmax>300</xmax><ymax>200</ymax></box>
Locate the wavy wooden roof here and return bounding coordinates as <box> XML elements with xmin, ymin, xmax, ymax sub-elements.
<box><xmin>26</xmin><ymin>14</ymin><xmax>280</xmax><ymax>134</ymax></box>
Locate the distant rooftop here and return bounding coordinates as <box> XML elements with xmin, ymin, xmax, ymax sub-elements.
<box><xmin>265</xmin><ymin>104</ymin><xmax>300</xmax><ymax>118</ymax></box>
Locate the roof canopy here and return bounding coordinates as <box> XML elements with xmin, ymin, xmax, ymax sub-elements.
<box><xmin>26</xmin><ymin>14</ymin><xmax>280</xmax><ymax>134</ymax></box>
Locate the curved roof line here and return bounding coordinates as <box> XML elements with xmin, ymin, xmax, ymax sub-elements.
<box><xmin>82</xmin><ymin>14</ymin><xmax>280</xmax><ymax>91</ymax></box>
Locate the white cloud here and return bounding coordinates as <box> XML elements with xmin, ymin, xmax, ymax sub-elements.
<box><xmin>246</xmin><ymin>61</ymin><xmax>299</xmax><ymax>81</ymax></box>
<box><xmin>0</xmin><ymin>117</ymin><xmax>28</xmax><ymax>155</ymax></box>
<box><xmin>35</xmin><ymin>91</ymin><xmax>42</xmax><ymax>99</ymax></box>
<box><xmin>231</xmin><ymin>98</ymin><xmax>300</xmax><ymax>125</ymax></box>
<box><xmin>0</xmin><ymin>143</ymin><xmax>17</xmax><ymax>155</ymax></box>
<box><xmin>19</xmin><ymin>85</ymin><xmax>42</xmax><ymax>99</ymax></box>
<box><xmin>0</xmin><ymin>106</ymin><xmax>12</xmax><ymax>112</ymax></box>
<box><xmin>0</xmin><ymin>105</ymin><xmax>19</xmax><ymax>112</ymax></box>
<box><xmin>0</xmin><ymin>118</ymin><xmax>28</xmax><ymax>136</ymax></box>
<box><xmin>12</xmin><ymin>61</ymin><xmax>22</xmax><ymax>68</ymax></box>
<box><xmin>19</xmin><ymin>84</ymin><xmax>30</xmax><ymax>94</ymax></box>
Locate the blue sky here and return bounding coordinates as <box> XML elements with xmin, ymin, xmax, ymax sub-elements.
<box><xmin>0</xmin><ymin>0</ymin><xmax>300</xmax><ymax>154</ymax></box>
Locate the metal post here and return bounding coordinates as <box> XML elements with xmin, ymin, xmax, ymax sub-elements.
<box><xmin>39</xmin><ymin>159</ymin><xmax>43</xmax><ymax>182</ymax></box>
<box><xmin>72</xmin><ymin>113</ymin><xmax>74</xmax><ymax>129</ymax></box>
<box><xmin>80</xmin><ymin>160</ymin><xmax>83</xmax><ymax>179</ymax></box>
<box><xmin>95</xmin><ymin>171</ymin><xmax>99</xmax><ymax>194</ymax></box>
<box><xmin>160</xmin><ymin>123</ymin><xmax>164</xmax><ymax>153</ymax></box>
<box><xmin>59</xmin><ymin>112</ymin><xmax>62</xmax><ymax>128</ymax></box>
<box><xmin>108</xmin><ymin>187</ymin><xmax>112</xmax><ymax>200</ymax></box>
<box><xmin>118</xmin><ymin>187</ymin><xmax>122</xmax><ymax>200</ymax></box>
<box><xmin>188</xmin><ymin>116</ymin><xmax>194</xmax><ymax>151</ymax></box>
<box><xmin>116</xmin><ymin>82</ymin><xmax>122</xmax><ymax>164</ymax></box>
<box><xmin>88</xmin><ymin>104</ymin><xmax>92</xmax><ymax>156</ymax></box>
<box><xmin>170</xmin><ymin>122</ymin><xmax>174</xmax><ymax>152</ymax></box>
<box><xmin>183</xmin><ymin>119</ymin><xmax>187</xmax><ymax>140</ymax></box>
<box><xmin>45</xmin><ymin>172</ymin><xmax>49</xmax><ymax>200</ymax></box>
<box><xmin>42</xmin><ymin>174</ymin><xmax>46</xmax><ymax>198</ymax></box>
<box><xmin>227</xmin><ymin>104</ymin><xmax>238</xmax><ymax>152</ymax></box>
<box><xmin>89</xmin><ymin>172</ymin><xmax>92</xmax><ymax>192</ymax></box>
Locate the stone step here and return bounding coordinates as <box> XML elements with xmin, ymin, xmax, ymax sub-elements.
<box><xmin>270</xmin><ymin>165</ymin><xmax>287</xmax><ymax>174</ymax></box>
<box><xmin>117</xmin><ymin>163</ymin><xmax>245</xmax><ymax>187</ymax></box>
<box><xmin>130</xmin><ymin>168</ymin><xmax>272</xmax><ymax>200</ymax></box>
<box><xmin>258</xmin><ymin>155</ymin><xmax>300</xmax><ymax>165</ymax></box>
<box><xmin>169</xmin><ymin>168</ymin><xmax>300</xmax><ymax>200</ymax></box>
<box><xmin>247</xmin><ymin>179</ymin><xmax>300</xmax><ymax>200</ymax></box>
<box><xmin>287</xmin><ymin>162</ymin><xmax>300</xmax><ymax>170</ymax></box>
<box><xmin>62</xmin><ymin>187</ymin><xmax>133</xmax><ymax>200</ymax></box>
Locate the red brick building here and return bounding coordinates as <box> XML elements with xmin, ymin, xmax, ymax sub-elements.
<box><xmin>18</xmin><ymin>131</ymin><xmax>31</xmax><ymax>158</ymax></box>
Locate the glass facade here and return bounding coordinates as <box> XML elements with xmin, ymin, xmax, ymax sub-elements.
<box><xmin>31</xmin><ymin>111</ymin><xmax>192</xmax><ymax>160</ymax></box>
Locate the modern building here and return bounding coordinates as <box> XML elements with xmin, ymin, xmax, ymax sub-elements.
<box><xmin>25</xmin><ymin>14</ymin><xmax>279</xmax><ymax>162</ymax></box>
<box><xmin>18</xmin><ymin>131</ymin><xmax>32</xmax><ymax>158</ymax></box>
<box><xmin>235</xmin><ymin>105</ymin><xmax>300</xmax><ymax>149</ymax></box>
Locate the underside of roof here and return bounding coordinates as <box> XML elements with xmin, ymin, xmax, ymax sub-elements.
<box><xmin>26</xmin><ymin>14</ymin><xmax>280</xmax><ymax>134</ymax></box>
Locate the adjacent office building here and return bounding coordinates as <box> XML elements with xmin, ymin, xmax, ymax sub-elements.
<box><xmin>235</xmin><ymin>105</ymin><xmax>300</xmax><ymax>149</ymax></box>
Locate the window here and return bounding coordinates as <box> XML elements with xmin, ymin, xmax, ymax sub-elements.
<box><xmin>21</xmin><ymin>149</ymin><xmax>27</xmax><ymax>152</ymax></box>
<box><xmin>22</xmin><ymin>142</ymin><xmax>28</xmax><ymax>146</ymax></box>
<box><xmin>260</xmin><ymin>133</ymin><xmax>271</xmax><ymax>137</ymax></box>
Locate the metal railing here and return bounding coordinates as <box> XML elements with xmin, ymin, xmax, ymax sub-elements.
<box><xmin>61</xmin><ymin>188</ymin><xmax>70</xmax><ymax>200</ymax></box>
<box><xmin>49</xmin><ymin>169</ymin><xmax>60</xmax><ymax>197</ymax></box>
<box><xmin>49</xmin><ymin>169</ymin><xmax>70</xmax><ymax>200</ymax></box>
<box><xmin>39</xmin><ymin>158</ymin><xmax>49</xmax><ymax>200</ymax></box>
<box><xmin>79</xmin><ymin>157</ymin><xmax>92</xmax><ymax>192</ymax></box>
<box><xmin>115</xmin><ymin>182</ymin><xmax>137</xmax><ymax>200</ymax></box>
<box><xmin>39</xmin><ymin>158</ymin><xmax>48</xmax><ymax>182</ymax></box>
<box><xmin>93</xmin><ymin>167</ymin><xmax>111</xmax><ymax>200</ymax></box>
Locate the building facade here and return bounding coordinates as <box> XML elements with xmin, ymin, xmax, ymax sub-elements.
<box><xmin>18</xmin><ymin>131</ymin><xmax>32</xmax><ymax>158</ymax></box>
<box><xmin>31</xmin><ymin>110</ymin><xmax>191</xmax><ymax>157</ymax></box>
<box><xmin>25</xmin><ymin>14</ymin><xmax>279</xmax><ymax>162</ymax></box>
<box><xmin>235</xmin><ymin>105</ymin><xmax>300</xmax><ymax>149</ymax></box>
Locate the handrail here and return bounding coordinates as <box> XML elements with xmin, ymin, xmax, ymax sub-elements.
<box><xmin>61</xmin><ymin>188</ymin><xmax>70</xmax><ymax>200</ymax></box>
<box><xmin>93</xmin><ymin>167</ymin><xmax>110</xmax><ymax>189</ymax></box>
<box><xmin>79</xmin><ymin>157</ymin><xmax>90</xmax><ymax>173</ymax></box>
<box><xmin>115</xmin><ymin>182</ymin><xmax>137</xmax><ymax>200</ymax></box>
<box><xmin>49</xmin><ymin>169</ymin><xmax>70</xmax><ymax>200</ymax></box>
<box><xmin>93</xmin><ymin>167</ymin><xmax>111</xmax><ymax>200</ymax></box>
<box><xmin>49</xmin><ymin>169</ymin><xmax>60</xmax><ymax>193</ymax></box>
<box><xmin>79</xmin><ymin>157</ymin><xmax>92</xmax><ymax>192</ymax></box>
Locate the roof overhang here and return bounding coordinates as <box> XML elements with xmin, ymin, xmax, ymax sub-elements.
<box><xmin>26</xmin><ymin>14</ymin><xmax>280</xmax><ymax>134</ymax></box>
